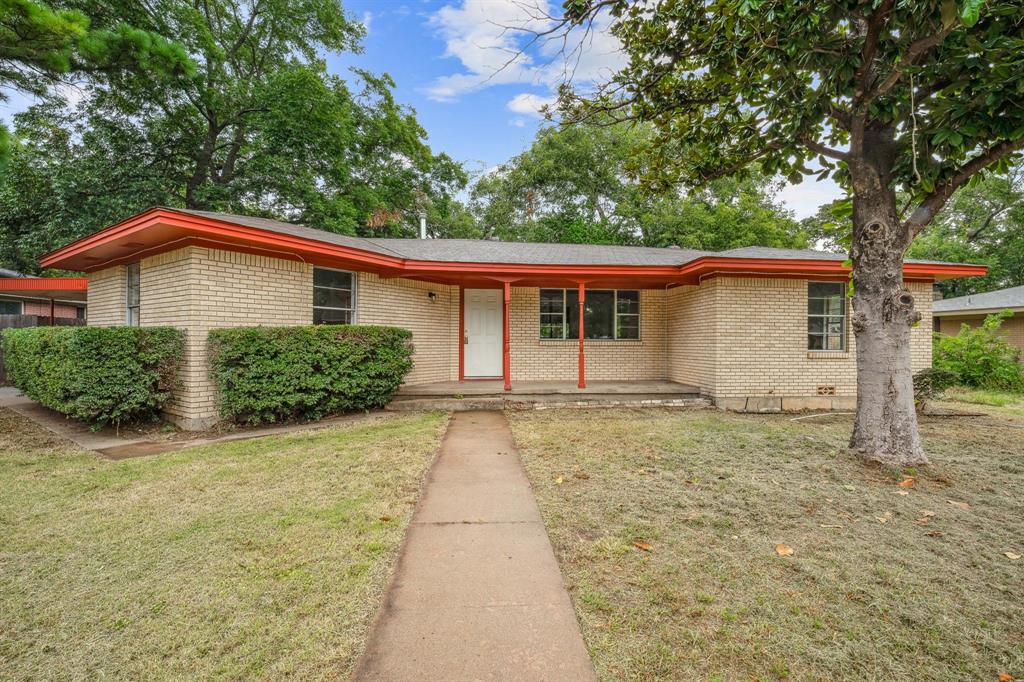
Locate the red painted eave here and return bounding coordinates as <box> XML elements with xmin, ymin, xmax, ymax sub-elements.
<box><xmin>0</xmin><ymin>277</ymin><xmax>88</xmax><ymax>301</ymax></box>
<box><xmin>38</xmin><ymin>207</ymin><xmax>989</xmax><ymax>284</ymax></box>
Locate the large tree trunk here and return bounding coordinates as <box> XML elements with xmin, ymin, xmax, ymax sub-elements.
<box><xmin>848</xmin><ymin>129</ymin><xmax>927</xmax><ymax>467</ymax></box>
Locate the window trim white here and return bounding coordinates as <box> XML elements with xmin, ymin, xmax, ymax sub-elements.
<box><xmin>313</xmin><ymin>267</ymin><xmax>357</xmax><ymax>325</ymax></box>
<box><xmin>807</xmin><ymin>281</ymin><xmax>847</xmax><ymax>352</ymax></box>
<box><xmin>538</xmin><ymin>288</ymin><xmax>641</xmax><ymax>341</ymax></box>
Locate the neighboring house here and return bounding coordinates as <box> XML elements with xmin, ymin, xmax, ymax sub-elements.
<box><xmin>40</xmin><ymin>207</ymin><xmax>985</xmax><ymax>429</ymax></box>
<box><xmin>933</xmin><ymin>285</ymin><xmax>1024</xmax><ymax>356</ymax></box>
<box><xmin>0</xmin><ymin>267</ymin><xmax>88</xmax><ymax>321</ymax></box>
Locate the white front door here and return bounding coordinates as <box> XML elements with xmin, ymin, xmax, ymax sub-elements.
<box><xmin>464</xmin><ymin>289</ymin><xmax>503</xmax><ymax>377</ymax></box>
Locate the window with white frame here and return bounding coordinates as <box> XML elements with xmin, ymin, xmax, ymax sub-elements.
<box><xmin>539</xmin><ymin>289</ymin><xmax>640</xmax><ymax>340</ymax></box>
<box><xmin>807</xmin><ymin>282</ymin><xmax>846</xmax><ymax>351</ymax></box>
<box><xmin>126</xmin><ymin>262</ymin><xmax>140</xmax><ymax>326</ymax></box>
<box><xmin>313</xmin><ymin>267</ymin><xmax>355</xmax><ymax>324</ymax></box>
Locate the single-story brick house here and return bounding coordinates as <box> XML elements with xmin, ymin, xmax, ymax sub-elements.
<box><xmin>40</xmin><ymin>207</ymin><xmax>985</xmax><ymax>429</ymax></box>
<box><xmin>934</xmin><ymin>285</ymin><xmax>1024</xmax><ymax>356</ymax></box>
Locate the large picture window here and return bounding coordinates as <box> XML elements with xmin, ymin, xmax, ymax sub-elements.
<box><xmin>807</xmin><ymin>282</ymin><xmax>846</xmax><ymax>351</ymax></box>
<box><xmin>126</xmin><ymin>262</ymin><xmax>140</xmax><ymax>326</ymax></box>
<box><xmin>313</xmin><ymin>267</ymin><xmax>355</xmax><ymax>324</ymax></box>
<box><xmin>539</xmin><ymin>289</ymin><xmax>640</xmax><ymax>340</ymax></box>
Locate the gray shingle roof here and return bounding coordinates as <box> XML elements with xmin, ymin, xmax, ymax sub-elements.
<box><xmin>0</xmin><ymin>267</ymin><xmax>27</xmax><ymax>278</ymax></box>
<box><xmin>933</xmin><ymin>285</ymin><xmax>1024</xmax><ymax>314</ymax></box>
<box><xmin>166</xmin><ymin>208</ymin><xmax>966</xmax><ymax>269</ymax></box>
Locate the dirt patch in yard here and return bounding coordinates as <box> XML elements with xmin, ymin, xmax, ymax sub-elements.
<box><xmin>510</xmin><ymin>407</ymin><xmax>1023</xmax><ymax>681</ymax></box>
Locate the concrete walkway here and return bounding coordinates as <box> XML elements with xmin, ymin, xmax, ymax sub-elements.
<box><xmin>354</xmin><ymin>410</ymin><xmax>596</xmax><ymax>681</ymax></box>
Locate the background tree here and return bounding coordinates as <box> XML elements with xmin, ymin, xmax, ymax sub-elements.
<box><xmin>906</xmin><ymin>164</ymin><xmax>1024</xmax><ymax>297</ymax></box>
<box><xmin>472</xmin><ymin>119</ymin><xmax>807</xmax><ymax>248</ymax></box>
<box><xmin>0</xmin><ymin>0</ymin><xmax>192</xmax><ymax>168</ymax></box>
<box><xmin>804</xmin><ymin>166</ymin><xmax>1024</xmax><ymax>297</ymax></box>
<box><xmin>556</xmin><ymin>0</ymin><xmax>1024</xmax><ymax>466</ymax></box>
<box><xmin>0</xmin><ymin>0</ymin><xmax>467</xmax><ymax>271</ymax></box>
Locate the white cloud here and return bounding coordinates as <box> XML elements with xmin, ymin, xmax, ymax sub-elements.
<box><xmin>506</xmin><ymin>93</ymin><xmax>555</xmax><ymax>117</ymax></box>
<box><xmin>776</xmin><ymin>176</ymin><xmax>844</xmax><ymax>219</ymax></box>
<box><xmin>360</xmin><ymin>11</ymin><xmax>373</xmax><ymax>34</ymax></box>
<box><xmin>509</xmin><ymin>117</ymin><xmax>527</xmax><ymax>127</ymax></box>
<box><xmin>425</xmin><ymin>0</ymin><xmax>625</xmax><ymax>102</ymax></box>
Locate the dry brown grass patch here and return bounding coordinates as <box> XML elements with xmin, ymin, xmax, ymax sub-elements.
<box><xmin>511</xmin><ymin>407</ymin><xmax>1024</xmax><ymax>681</ymax></box>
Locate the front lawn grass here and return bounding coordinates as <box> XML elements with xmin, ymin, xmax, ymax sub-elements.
<box><xmin>510</xmin><ymin>407</ymin><xmax>1024</xmax><ymax>681</ymax></box>
<box><xmin>0</xmin><ymin>408</ymin><xmax>447</xmax><ymax>680</ymax></box>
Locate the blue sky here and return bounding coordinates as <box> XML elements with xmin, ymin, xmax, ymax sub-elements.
<box><xmin>1</xmin><ymin>0</ymin><xmax>841</xmax><ymax>218</ymax></box>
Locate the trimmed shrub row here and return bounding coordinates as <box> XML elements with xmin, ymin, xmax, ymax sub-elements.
<box><xmin>2</xmin><ymin>326</ymin><xmax>183</xmax><ymax>428</ymax></box>
<box><xmin>933</xmin><ymin>311</ymin><xmax>1024</xmax><ymax>392</ymax></box>
<box><xmin>208</xmin><ymin>325</ymin><xmax>414</xmax><ymax>424</ymax></box>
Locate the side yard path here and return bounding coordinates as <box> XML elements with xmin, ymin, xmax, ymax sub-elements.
<box><xmin>354</xmin><ymin>410</ymin><xmax>596</xmax><ymax>681</ymax></box>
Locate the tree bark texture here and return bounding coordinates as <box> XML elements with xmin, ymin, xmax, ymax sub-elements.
<box><xmin>848</xmin><ymin>128</ymin><xmax>927</xmax><ymax>466</ymax></box>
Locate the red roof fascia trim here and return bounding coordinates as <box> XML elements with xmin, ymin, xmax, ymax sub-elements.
<box><xmin>0</xmin><ymin>277</ymin><xmax>88</xmax><ymax>292</ymax></box>
<box><xmin>39</xmin><ymin>208</ymin><xmax>990</xmax><ymax>281</ymax></box>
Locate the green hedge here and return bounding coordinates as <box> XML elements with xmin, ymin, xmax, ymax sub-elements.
<box><xmin>2</xmin><ymin>326</ymin><xmax>183</xmax><ymax>428</ymax></box>
<box><xmin>933</xmin><ymin>311</ymin><xmax>1024</xmax><ymax>392</ymax></box>
<box><xmin>208</xmin><ymin>325</ymin><xmax>414</xmax><ymax>424</ymax></box>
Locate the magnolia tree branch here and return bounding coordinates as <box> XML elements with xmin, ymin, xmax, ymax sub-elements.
<box><xmin>904</xmin><ymin>138</ymin><xmax>1024</xmax><ymax>235</ymax></box>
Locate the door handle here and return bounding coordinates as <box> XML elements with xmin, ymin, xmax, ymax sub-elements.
<box><xmin>464</xmin><ymin>335</ymin><xmax>469</xmax><ymax>344</ymax></box>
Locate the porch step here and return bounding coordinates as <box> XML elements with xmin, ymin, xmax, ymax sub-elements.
<box><xmin>386</xmin><ymin>393</ymin><xmax>710</xmax><ymax>412</ymax></box>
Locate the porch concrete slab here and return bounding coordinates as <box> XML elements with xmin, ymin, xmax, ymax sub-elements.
<box><xmin>354</xmin><ymin>410</ymin><xmax>596</xmax><ymax>682</ymax></box>
<box><xmin>397</xmin><ymin>379</ymin><xmax>699</xmax><ymax>397</ymax></box>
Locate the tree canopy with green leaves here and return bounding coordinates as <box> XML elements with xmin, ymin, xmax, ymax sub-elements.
<box><xmin>557</xmin><ymin>0</ymin><xmax>1024</xmax><ymax>466</ymax></box>
<box><xmin>471</xmin><ymin>119</ymin><xmax>807</xmax><ymax>249</ymax></box>
<box><xmin>0</xmin><ymin>0</ymin><xmax>467</xmax><ymax>272</ymax></box>
<box><xmin>0</xmin><ymin>0</ymin><xmax>193</xmax><ymax>168</ymax></box>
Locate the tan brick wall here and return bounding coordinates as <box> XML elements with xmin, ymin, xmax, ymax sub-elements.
<box><xmin>937</xmin><ymin>311</ymin><xmax>1024</xmax><ymax>359</ymax></box>
<box><xmin>136</xmin><ymin>247</ymin><xmax>311</xmax><ymax>427</ymax></box>
<box><xmin>666</xmin><ymin>283</ymin><xmax>715</xmax><ymax>391</ymax></box>
<box><xmin>661</xmin><ymin>277</ymin><xmax>932</xmax><ymax>403</ymax></box>
<box><xmin>508</xmin><ymin>287</ymin><xmax>668</xmax><ymax>382</ymax></box>
<box><xmin>357</xmin><ymin>273</ymin><xmax>459</xmax><ymax>384</ymax></box>
<box><xmin>86</xmin><ymin>265</ymin><xmax>127</xmax><ymax>326</ymax></box>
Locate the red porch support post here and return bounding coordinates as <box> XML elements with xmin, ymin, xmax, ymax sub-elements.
<box><xmin>577</xmin><ymin>282</ymin><xmax>586</xmax><ymax>389</ymax></box>
<box><xmin>502</xmin><ymin>281</ymin><xmax>511</xmax><ymax>391</ymax></box>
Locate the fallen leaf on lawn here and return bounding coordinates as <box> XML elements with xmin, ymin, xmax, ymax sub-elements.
<box><xmin>378</xmin><ymin>516</ymin><xmax>392</xmax><ymax>523</ymax></box>
<box><xmin>920</xmin><ymin>509</ymin><xmax>936</xmax><ymax>517</ymax></box>
<box><xmin>820</xmin><ymin>524</ymin><xmax>843</xmax><ymax>529</ymax></box>
<box><xmin>775</xmin><ymin>543</ymin><xmax>794</xmax><ymax>556</ymax></box>
<box><xmin>1005</xmin><ymin>552</ymin><xmax>1021</xmax><ymax>561</ymax></box>
<box><xmin>555</xmin><ymin>476</ymin><xmax>563</xmax><ymax>485</ymax></box>
<box><xmin>947</xmin><ymin>499</ymin><xmax>970</xmax><ymax>510</ymax></box>
<box><xmin>924</xmin><ymin>531</ymin><xmax>944</xmax><ymax>537</ymax></box>
<box><xmin>899</xmin><ymin>477</ymin><xmax>916</xmax><ymax>488</ymax></box>
<box><xmin>574</xmin><ymin>472</ymin><xmax>590</xmax><ymax>480</ymax></box>
<box><xmin>895</xmin><ymin>490</ymin><xmax>910</xmax><ymax>496</ymax></box>
<box><xmin>877</xmin><ymin>511</ymin><xmax>892</xmax><ymax>524</ymax></box>
<box><xmin>633</xmin><ymin>540</ymin><xmax>653</xmax><ymax>552</ymax></box>
<box><xmin>998</xmin><ymin>673</ymin><xmax>1013</xmax><ymax>682</ymax></box>
<box><xmin>842</xmin><ymin>485</ymin><xmax>856</xmax><ymax>492</ymax></box>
